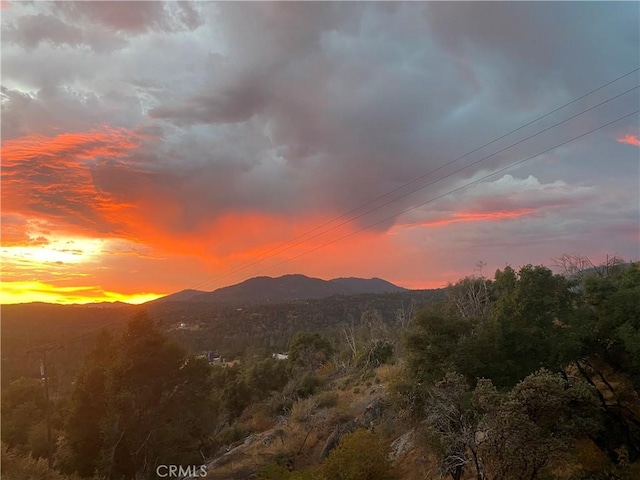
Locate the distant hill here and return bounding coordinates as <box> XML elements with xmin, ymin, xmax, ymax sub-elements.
<box><xmin>75</xmin><ymin>301</ymin><xmax>132</xmax><ymax>308</ymax></box>
<box><xmin>329</xmin><ymin>277</ymin><xmax>405</xmax><ymax>294</ymax></box>
<box><xmin>154</xmin><ymin>274</ymin><xmax>406</xmax><ymax>305</ymax></box>
<box><xmin>147</xmin><ymin>289</ymin><xmax>207</xmax><ymax>304</ymax></box>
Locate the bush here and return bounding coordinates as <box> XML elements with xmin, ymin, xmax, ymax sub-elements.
<box><xmin>290</xmin><ymin>398</ymin><xmax>319</xmax><ymax>425</ymax></box>
<box><xmin>1</xmin><ymin>443</ymin><xmax>87</xmax><ymax>480</ymax></box>
<box><xmin>296</xmin><ymin>375</ymin><xmax>321</xmax><ymax>399</ymax></box>
<box><xmin>367</xmin><ymin>340</ymin><xmax>394</xmax><ymax>366</ymax></box>
<box><xmin>257</xmin><ymin>462</ymin><xmax>292</xmax><ymax>480</ymax></box>
<box><xmin>320</xmin><ymin>429</ymin><xmax>394</xmax><ymax>480</ymax></box>
<box><xmin>267</xmin><ymin>396</ymin><xmax>294</xmax><ymax>416</ymax></box>
<box><xmin>216</xmin><ymin>423</ymin><xmax>255</xmax><ymax>447</ymax></box>
<box><xmin>315</xmin><ymin>391</ymin><xmax>339</xmax><ymax>409</ymax></box>
<box><xmin>271</xmin><ymin>449</ymin><xmax>295</xmax><ymax>469</ymax></box>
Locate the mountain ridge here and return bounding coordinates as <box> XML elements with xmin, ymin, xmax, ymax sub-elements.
<box><xmin>153</xmin><ymin>274</ymin><xmax>406</xmax><ymax>305</ymax></box>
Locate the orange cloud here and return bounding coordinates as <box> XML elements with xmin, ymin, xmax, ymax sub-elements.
<box><xmin>616</xmin><ymin>133</ymin><xmax>640</xmax><ymax>147</ymax></box>
<box><xmin>1</xmin><ymin>127</ymin><xmax>145</xmax><ymax>237</ymax></box>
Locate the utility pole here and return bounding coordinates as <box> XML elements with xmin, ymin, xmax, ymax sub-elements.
<box><xmin>40</xmin><ymin>351</ymin><xmax>53</xmax><ymax>470</ymax></box>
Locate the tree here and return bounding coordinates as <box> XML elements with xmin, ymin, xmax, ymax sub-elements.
<box><xmin>289</xmin><ymin>332</ymin><xmax>333</xmax><ymax>372</ymax></box>
<box><xmin>62</xmin><ymin>331</ymin><xmax>115</xmax><ymax>476</ymax></box>
<box><xmin>447</xmin><ymin>274</ymin><xmax>492</xmax><ymax>321</ymax></box>
<box><xmin>1</xmin><ymin>377</ymin><xmax>46</xmax><ymax>450</ymax></box>
<box><xmin>405</xmin><ymin>307</ymin><xmax>471</xmax><ymax>384</ymax></box>
<box><xmin>64</xmin><ymin>314</ymin><xmax>216</xmax><ymax>479</ymax></box>
<box><xmin>1</xmin><ymin>442</ymin><xmax>88</xmax><ymax>480</ymax></box>
<box><xmin>420</xmin><ymin>373</ymin><xmax>485</xmax><ymax>480</ymax></box>
<box><xmin>486</xmin><ymin>265</ymin><xmax>578</xmax><ymax>387</ymax></box>
<box><xmin>398</xmin><ymin>260</ymin><xmax>639</xmax><ymax>477</ymax></box>
<box><xmin>552</xmin><ymin>253</ymin><xmax>626</xmax><ymax>282</ymax></box>
<box><xmin>572</xmin><ymin>263</ymin><xmax>640</xmax><ymax>462</ymax></box>
<box><xmin>475</xmin><ymin>369</ymin><xmax>601</xmax><ymax>480</ymax></box>
<box><xmin>341</xmin><ymin>309</ymin><xmax>395</xmax><ymax>369</ymax></box>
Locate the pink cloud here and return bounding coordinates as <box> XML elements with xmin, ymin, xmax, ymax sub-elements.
<box><xmin>616</xmin><ymin>133</ymin><xmax>640</xmax><ymax>147</ymax></box>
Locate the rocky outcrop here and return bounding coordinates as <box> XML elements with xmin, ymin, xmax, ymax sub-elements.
<box><xmin>319</xmin><ymin>419</ymin><xmax>360</xmax><ymax>460</ymax></box>
<box><xmin>389</xmin><ymin>429</ymin><xmax>415</xmax><ymax>461</ymax></box>
<box><xmin>319</xmin><ymin>396</ymin><xmax>387</xmax><ymax>460</ymax></box>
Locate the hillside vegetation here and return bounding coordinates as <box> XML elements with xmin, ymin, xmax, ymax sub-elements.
<box><xmin>2</xmin><ymin>257</ymin><xmax>639</xmax><ymax>479</ymax></box>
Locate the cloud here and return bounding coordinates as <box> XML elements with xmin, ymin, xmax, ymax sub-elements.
<box><xmin>1</xmin><ymin>128</ymin><xmax>146</xmax><ymax>236</ymax></box>
<box><xmin>395</xmin><ymin>174</ymin><xmax>596</xmax><ymax>230</ymax></box>
<box><xmin>0</xmin><ymin>214</ymin><xmax>50</xmax><ymax>246</ymax></box>
<box><xmin>55</xmin><ymin>1</ymin><xmax>202</xmax><ymax>35</ymax></box>
<box><xmin>617</xmin><ymin>133</ymin><xmax>640</xmax><ymax>147</ymax></box>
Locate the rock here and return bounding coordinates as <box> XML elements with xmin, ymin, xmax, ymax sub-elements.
<box><xmin>361</xmin><ymin>396</ymin><xmax>385</xmax><ymax>427</ymax></box>
<box><xmin>319</xmin><ymin>419</ymin><xmax>360</xmax><ymax>460</ymax></box>
<box><xmin>319</xmin><ymin>395</ymin><xmax>388</xmax><ymax>460</ymax></box>
<box><xmin>389</xmin><ymin>429</ymin><xmax>415</xmax><ymax>461</ymax></box>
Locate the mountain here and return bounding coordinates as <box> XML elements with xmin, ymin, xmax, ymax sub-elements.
<box><xmin>148</xmin><ymin>289</ymin><xmax>207</xmax><ymax>304</ymax></box>
<box><xmin>154</xmin><ymin>274</ymin><xmax>406</xmax><ymax>305</ymax></box>
<box><xmin>76</xmin><ymin>301</ymin><xmax>132</xmax><ymax>308</ymax></box>
<box><xmin>328</xmin><ymin>277</ymin><xmax>405</xmax><ymax>294</ymax></box>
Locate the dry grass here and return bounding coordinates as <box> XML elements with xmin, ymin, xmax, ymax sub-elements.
<box><xmin>290</xmin><ymin>397</ymin><xmax>319</xmax><ymax>425</ymax></box>
<box><xmin>205</xmin><ymin>368</ymin><xmax>403</xmax><ymax>479</ymax></box>
<box><xmin>375</xmin><ymin>363</ymin><xmax>403</xmax><ymax>383</ymax></box>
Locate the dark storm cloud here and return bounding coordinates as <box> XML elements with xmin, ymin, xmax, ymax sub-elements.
<box><xmin>149</xmin><ymin>75</ymin><xmax>268</xmax><ymax>125</ymax></box>
<box><xmin>426</xmin><ymin>2</ymin><xmax>639</xmax><ymax>96</ymax></box>
<box><xmin>140</xmin><ymin>2</ymin><xmax>638</xmax><ymax>231</ymax></box>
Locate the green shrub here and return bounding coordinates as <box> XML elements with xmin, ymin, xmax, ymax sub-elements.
<box><xmin>296</xmin><ymin>375</ymin><xmax>321</xmax><ymax>399</ymax></box>
<box><xmin>257</xmin><ymin>462</ymin><xmax>292</xmax><ymax>480</ymax></box>
<box><xmin>1</xmin><ymin>443</ymin><xmax>87</xmax><ymax>480</ymax></box>
<box><xmin>273</xmin><ymin>398</ymin><xmax>294</xmax><ymax>416</ymax></box>
<box><xmin>320</xmin><ymin>429</ymin><xmax>394</xmax><ymax>480</ymax></box>
<box><xmin>217</xmin><ymin>423</ymin><xmax>255</xmax><ymax>447</ymax></box>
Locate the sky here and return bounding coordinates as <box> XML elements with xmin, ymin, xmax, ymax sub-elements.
<box><xmin>1</xmin><ymin>1</ymin><xmax>639</xmax><ymax>304</ymax></box>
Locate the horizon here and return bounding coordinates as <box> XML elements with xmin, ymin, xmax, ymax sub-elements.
<box><xmin>0</xmin><ymin>271</ymin><xmax>444</xmax><ymax>306</ymax></box>
<box><xmin>1</xmin><ymin>2</ymin><xmax>638</xmax><ymax>305</ymax></box>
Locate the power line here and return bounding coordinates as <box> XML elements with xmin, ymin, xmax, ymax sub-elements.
<box><xmin>190</xmin><ymin>82</ymin><xmax>639</xmax><ymax>288</ymax></box>
<box><xmin>258</xmin><ymin>108</ymin><xmax>640</xmax><ymax>273</ymax></box>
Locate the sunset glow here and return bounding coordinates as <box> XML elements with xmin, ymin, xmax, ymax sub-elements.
<box><xmin>399</xmin><ymin>209</ymin><xmax>537</xmax><ymax>229</ymax></box>
<box><xmin>0</xmin><ymin>281</ymin><xmax>163</xmax><ymax>305</ymax></box>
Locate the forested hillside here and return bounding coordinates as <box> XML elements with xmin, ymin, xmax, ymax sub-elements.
<box><xmin>1</xmin><ymin>288</ymin><xmax>442</xmax><ymax>392</ymax></box>
<box><xmin>2</xmin><ymin>259</ymin><xmax>639</xmax><ymax>480</ymax></box>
